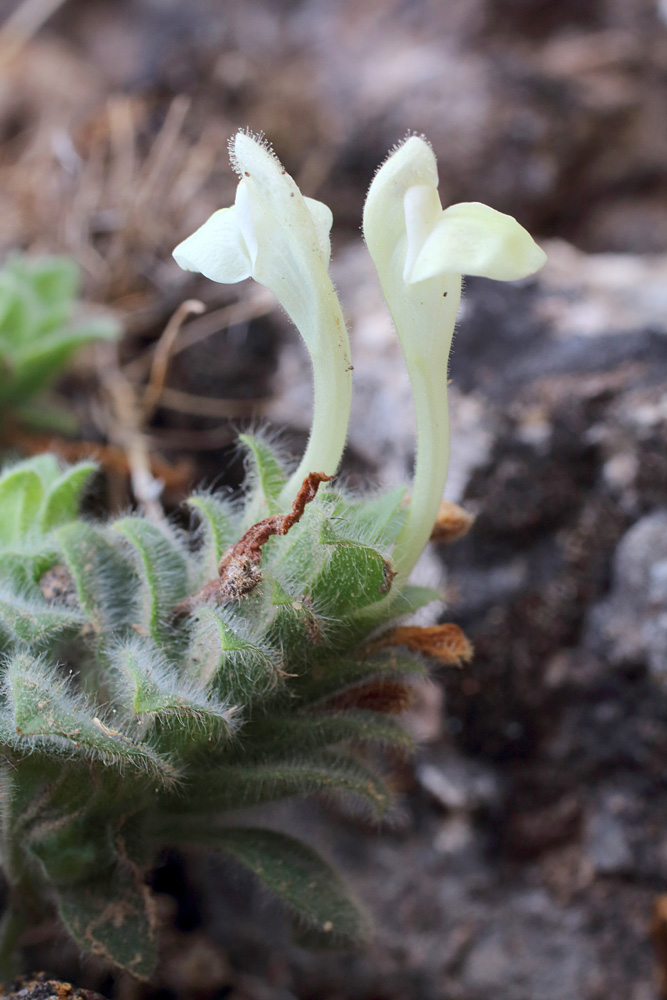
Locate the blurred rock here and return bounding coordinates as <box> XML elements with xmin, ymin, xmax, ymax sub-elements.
<box><xmin>584</xmin><ymin>510</ymin><xmax>667</xmax><ymax>675</ymax></box>
<box><xmin>415</xmin><ymin>746</ymin><xmax>502</xmax><ymax>814</ymax></box>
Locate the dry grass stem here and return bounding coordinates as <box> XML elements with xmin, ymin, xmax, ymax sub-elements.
<box><xmin>142</xmin><ymin>299</ymin><xmax>206</xmax><ymax>419</ymax></box>
<box><xmin>97</xmin><ymin>343</ymin><xmax>167</xmax><ymax>521</ymax></box>
<box><xmin>123</xmin><ymin>293</ymin><xmax>275</xmax><ymax>381</ymax></box>
<box><xmin>156</xmin><ymin>387</ymin><xmax>266</xmax><ymax>419</ymax></box>
<box><xmin>0</xmin><ymin>0</ymin><xmax>69</xmax><ymax>67</ymax></box>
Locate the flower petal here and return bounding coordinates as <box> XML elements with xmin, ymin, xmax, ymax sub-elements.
<box><xmin>402</xmin><ymin>184</ymin><xmax>442</xmax><ymax>282</ymax></box>
<box><xmin>304</xmin><ymin>197</ymin><xmax>334</xmax><ymax>265</ymax></box>
<box><xmin>364</xmin><ymin>136</ymin><xmax>438</xmax><ymax>275</ymax></box>
<box><xmin>172</xmin><ymin>206</ymin><xmax>252</xmax><ymax>283</ymax></box>
<box><xmin>410</xmin><ymin>202</ymin><xmax>547</xmax><ymax>283</ymax></box>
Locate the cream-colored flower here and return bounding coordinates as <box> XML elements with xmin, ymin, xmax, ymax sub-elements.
<box><xmin>174</xmin><ymin>132</ymin><xmax>352</xmax><ymax>501</ymax></box>
<box><xmin>363</xmin><ymin>135</ymin><xmax>546</xmax><ymax>583</ymax></box>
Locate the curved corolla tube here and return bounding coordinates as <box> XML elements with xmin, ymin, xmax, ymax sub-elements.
<box><xmin>173</xmin><ymin>131</ymin><xmax>352</xmax><ymax>503</ymax></box>
<box><xmin>363</xmin><ymin>135</ymin><xmax>547</xmax><ymax>586</ymax></box>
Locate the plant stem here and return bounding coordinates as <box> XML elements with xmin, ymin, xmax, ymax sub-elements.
<box><xmin>281</xmin><ymin>285</ymin><xmax>352</xmax><ymax>502</ymax></box>
<box><xmin>392</xmin><ymin>351</ymin><xmax>450</xmax><ymax>587</ymax></box>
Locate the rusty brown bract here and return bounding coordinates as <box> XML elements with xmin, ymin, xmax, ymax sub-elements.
<box><xmin>380</xmin><ymin>623</ymin><xmax>473</xmax><ymax>667</ymax></box>
<box><xmin>429</xmin><ymin>500</ymin><xmax>475</xmax><ymax>545</ymax></box>
<box><xmin>175</xmin><ymin>472</ymin><xmax>333</xmax><ymax>615</ymax></box>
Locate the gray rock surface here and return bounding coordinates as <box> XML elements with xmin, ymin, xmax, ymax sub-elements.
<box><xmin>585</xmin><ymin>510</ymin><xmax>667</xmax><ymax>675</ymax></box>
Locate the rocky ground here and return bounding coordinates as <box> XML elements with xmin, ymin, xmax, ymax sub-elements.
<box><xmin>3</xmin><ymin>0</ymin><xmax>667</xmax><ymax>998</ymax></box>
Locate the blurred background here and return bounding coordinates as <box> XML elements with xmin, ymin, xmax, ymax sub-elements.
<box><xmin>1</xmin><ymin>1</ymin><xmax>667</xmax><ymax>998</ymax></box>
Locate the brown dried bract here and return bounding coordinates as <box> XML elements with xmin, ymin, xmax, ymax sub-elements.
<box><xmin>429</xmin><ymin>500</ymin><xmax>475</xmax><ymax>544</ymax></box>
<box><xmin>380</xmin><ymin>623</ymin><xmax>473</xmax><ymax>667</ymax></box>
<box><xmin>175</xmin><ymin>472</ymin><xmax>332</xmax><ymax>616</ymax></box>
<box><xmin>324</xmin><ymin>679</ymin><xmax>415</xmax><ymax>715</ymax></box>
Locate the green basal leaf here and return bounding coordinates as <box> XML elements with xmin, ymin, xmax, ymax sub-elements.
<box><xmin>0</xmin><ymin>466</ymin><xmax>44</xmax><ymax>546</ymax></box>
<box><xmin>8</xmin><ymin>320</ymin><xmax>118</xmax><ymax>402</ymax></box>
<box><xmin>13</xmin><ymin>255</ymin><xmax>79</xmax><ymax>312</ymax></box>
<box><xmin>168</xmin><ymin>753</ymin><xmax>390</xmax><ymax>816</ymax></box>
<box><xmin>0</xmin><ymin>588</ymin><xmax>84</xmax><ymax>647</ymax></box>
<box><xmin>0</xmin><ymin>271</ymin><xmax>32</xmax><ymax>349</ymax></box>
<box><xmin>187</xmin><ymin>492</ymin><xmax>238</xmax><ymax>580</ymax></box>
<box><xmin>235</xmin><ymin>709</ymin><xmax>413</xmax><ymax>762</ymax></box>
<box><xmin>54</xmin><ymin>862</ymin><xmax>157</xmax><ymax>979</ymax></box>
<box><xmin>57</xmin><ymin>522</ymin><xmax>138</xmax><ymax>632</ymax></box>
<box><xmin>186</xmin><ymin>606</ymin><xmax>282</xmax><ymax>701</ymax></box>
<box><xmin>310</xmin><ymin>536</ymin><xmax>395</xmax><ymax>616</ymax></box>
<box><xmin>113</xmin><ymin>518</ymin><xmax>190</xmax><ymax>643</ymax></box>
<box><xmin>337</xmin><ymin>486</ymin><xmax>407</xmax><ymax>547</ymax></box>
<box><xmin>40</xmin><ymin>462</ymin><xmax>97</xmax><ymax>532</ymax></box>
<box><xmin>210</xmin><ymin>828</ymin><xmax>369</xmax><ymax>947</ymax></box>
<box><xmin>292</xmin><ymin>652</ymin><xmax>425</xmax><ymax>705</ymax></box>
<box><xmin>7</xmin><ymin>652</ymin><xmax>177</xmax><ymax>785</ymax></box>
<box><xmin>110</xmin><ymin>637</ymin><xmax>235</xmax><ymax>743</ymax></box>
<box><xmin>239</xmin><ymin>433</ymin><xmax>288</xmax><ymax>518</ymax></box>
<box><xmin>392</xmin><ymin>584</ymin><xmax>443</xmax><ymax>614</ymax></box>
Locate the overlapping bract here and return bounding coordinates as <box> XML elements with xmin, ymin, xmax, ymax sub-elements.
<box><xmin>0</xmin><ymin>447</ymin><xmax>435</xmax><ymax>976</ymax></box>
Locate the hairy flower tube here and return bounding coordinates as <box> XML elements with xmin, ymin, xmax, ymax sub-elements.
<box><xmin>363</xmin><ymin>136</ymin><xmax>547</xmax><ymax>585</ymax></box>
<box><xmin>173</xmin><ymin>131</ymin><xmax>352</xmax><ymax>502</ymax></box>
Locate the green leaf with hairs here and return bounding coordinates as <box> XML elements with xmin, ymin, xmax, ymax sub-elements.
<box><xmin>57</xmin><ymin>522</ymin><xmax>138</xmax><ymax>632</ymax></box>
<box><xmin>187</xmin><ymin>493</ymin><xmax>238</xmax><ymax>580</ymax></box>
<box><xmin>236</xmin><ymin>709</ymin><xmax>413</xmax><ymax>763</ymax></box>
<box><xmin>0</xmin><ymin>466</ymin><xmax>44</xmax><ymax>545</ymax></box>
<box><xmin>7</xmin><ymin>652</ymin><xmax>176</xmax><ymax>785</ymax></box>
<box><xmin>110</xmin><ymin>637</ymin><xmax>235</xmax><ymax>743</ymax></box>
<box><xmin>0</xmin><ymin>587</ymin><xmax>83</xmax><ymax>647</ymax></box>
<box><xmin>338</xmin><ymin>486</ymin><xmax>407</xmax><ymax>547</ymax></box>
<box><xmin>240</xmin><ymin>433</ymin><xmax>287</xmax><ymax>517</ymax></box>
<box><xmin>186</xmin><ymin>606</ymin><xmax>282</xmax><ymax>701</ymax></box>
<box><xmin>54</xmin><ymin>861</ymin><xmax>157</xmax><ymax>979</ymax></box>
<box><xmin>40</xmin><ymin>462</ymin><xmax>96</xmax><ymax>532</ymax></box>
<box><xmin>211</xmin><ymin>828</ymin><xmax>369</xmax><ymax>946</ymax></box>
<box><xmin>310</xmin><ymin>537</ymin><xmax>395</xmax><ymax>616</ymax></box>
<box><xmin>169</xmin><ymin>752</ymin><xmax>390</xmax><ymax>816</ymax></box>
<box><xmin>114</xmin><ymin>518</ymin><xmax>190</xmax><ymax>642</ymax></box>
<box><xmin>292</xmin><ymin>652</ymin><xmax>425</xmax><ymax>705</ymax></box>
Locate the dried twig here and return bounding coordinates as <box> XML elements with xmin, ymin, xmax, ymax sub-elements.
<box><xmin>123</xmin><ymin>293</ymin><xmax>274</xmax><ymax>381</ymax></box>
<box><xmin>0</xmin><ymin>0</ymin><xmax>69</xmax><ymax>67</ymax></box>
<box><xmin>175</xmin><ymin>472</ymin><xmax>332</xmax><ymax>615</ymax></box>
<box><xmin>142</xmin><ymin>299</ymin><xmax>205</xmax><ymax>419</ymax></box>
<box><xmin>156</xmin><ymin>387</ymin><xmax>265</xmax><ymax>419</ymax></box>
<box><xmin>96</xmin><ymin>343</ymin><xmax>168</xmax><ymax>521</ymax></box>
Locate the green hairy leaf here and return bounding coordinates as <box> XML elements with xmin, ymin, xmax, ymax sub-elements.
<box><xmin>54</xmin><ymin>862</ymin><xmax>157</xmax><ymax>979</ymax></box>
<box><xmin>0</xmin><ymin>254</ymin><xmax>119</xmax><ymax>416</ymax></box>
<box><xmin>240</xmin><ymin>433</ymin><xmax>288</xmax><ymax>519</ymax></box>
<box><xmin>187</xmin><ymin>492</ymin><xmax>238</xmax><ymax>580</ymax></box>
<box><xmin>114</xmin><ymin>518</ymin><xmax>190</xmax><ymax>643</ymax></box>
<box><xmin>110</xmin><ymin>637</ymin><xmax>236</xmax><ymax>743</ymax></box>
<box><xmin>211</xmin><ymin>828</ymin><xmax>370</xmax><ymax>946</ymax></box>
<box><xmin>7</xmin><ymin>652</ymin><xmax>176</xmax><ymax>784</ymax></box>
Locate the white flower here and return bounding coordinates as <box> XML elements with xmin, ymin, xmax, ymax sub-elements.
<box><xmin>363</xmin><ymin>135</ymin><xmax>546</xmax><ymax>583</ymax></box>
<box><xmin>173</xmin><ymin>132</ymin><xmax>352</xmax><ymax>501</ymax></box>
